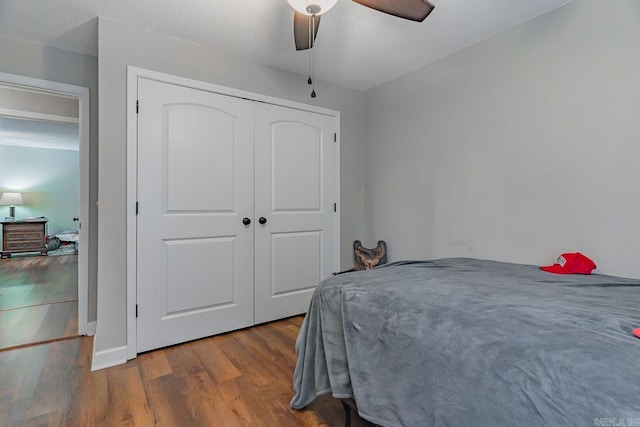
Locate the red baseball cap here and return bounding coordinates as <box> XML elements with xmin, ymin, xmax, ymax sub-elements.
<box><xmin>540</xmin><ymin>252</ymin><xmax>596</xmax><ymax>275</ymax></box>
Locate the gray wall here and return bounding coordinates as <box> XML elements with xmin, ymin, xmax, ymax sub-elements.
<box><xmin>0</xmin><ymin>145</ymin><xmax>78</xmax><ymax>233</ymax></box>
<box><xmin>0</xmin><ymin>35</ymin><xmax>98</xmax><ymax>322</ymax></box>
<box><xmin>97</xmin><ymin>18</ymin><xmax>365</xmax><ymax>352</ymax></box>
<box><xmin>0</xmin><ymin>86</ymin><xmax>79</xmax><ymax>119</ymax></box>
<box><xmin>364</xmin><ymin>0</ymin><xmax>640</xmax><ymax>278</ymax></box>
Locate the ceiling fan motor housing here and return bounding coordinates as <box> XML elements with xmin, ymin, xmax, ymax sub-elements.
<box><xmin>307</xmin><ymin>4</ymin><xmax>322</xmax><ymax>14</ymax></box>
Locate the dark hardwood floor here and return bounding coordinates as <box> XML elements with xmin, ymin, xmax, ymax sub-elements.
<box><xmin>0</xmin><ymin>254</ymin><xmax>78</xmax><ymax>350</ymax></box>
<box><xmin>0</xmin><ymin>256</ymin><xmax>373</xmax><ymax>426</ymax></box>
<box><xmin>0</xmin><ymin>316</ymin><xmax>374</xmax><ymax>427</ymax></box>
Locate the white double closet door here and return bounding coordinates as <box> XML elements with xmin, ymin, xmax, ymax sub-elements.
<box><xmin>136</xmin><ymin>78</ymin><xmax>337</xmax><ymax>353</ymax></box>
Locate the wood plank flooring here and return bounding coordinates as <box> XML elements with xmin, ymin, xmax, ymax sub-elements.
<box><xmin>0</xmin><ymin>316</ymin><xmax>374</xmax><ymax>427</ymax></box>
<box><xmin>0</xmin><ymin>255</ymin><xmax>78</xmax><ymax>350</ymax></box>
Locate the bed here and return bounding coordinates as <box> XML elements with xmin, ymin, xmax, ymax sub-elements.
<box><xmin>291</xmin><ymin>258</ymin><xmax>640</xmax><ymax>426</ymax></box>
<box><xmin>55</xmin><ymin>228</ymin><xmax>79</xmax><ymax>251</ymax></box>
<box><xmin>55</xmin><ymin>228</ymin><xmax>79</xmax><ymax>244</ymax></box>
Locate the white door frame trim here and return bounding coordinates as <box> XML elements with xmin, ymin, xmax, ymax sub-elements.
<box><xmin>0</xmin><ymin>71</ymin><xmax>91</xmax><ymax>335</ymax></box>
<box><xmin>126</xmin><ymin>66</ymin><xmax>340</xmax><ymax>359</ymax></box>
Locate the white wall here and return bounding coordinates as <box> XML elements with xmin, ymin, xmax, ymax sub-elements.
<box><xmin>0</xmin><ymin>35</ymin><xmax>98</xmax><ymax>322</ymax></box>
<box><xmin>0</xmin><ymin>145</ymin><xmax>78</xmax><ymax>234</ymax></box>
<box><xmin>97</xmin><ymin>18</ymin><xmax>365</xmax><ymax>354</ymax></box>
<box><xmin>364</xmin><ymin>0</ymin><xmax>640</xmax><ymax>278</ymax></box>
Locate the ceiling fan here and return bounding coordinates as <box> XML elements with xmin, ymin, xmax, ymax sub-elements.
<box><xmin>286</xmin><ymin>0</ymin><xmax>435</xmax><ymax>97</ymax></box>
<box><xmin>287</xmin><ymin>0</ymin><xmax>436</xmax><ymax>51</ymax></box>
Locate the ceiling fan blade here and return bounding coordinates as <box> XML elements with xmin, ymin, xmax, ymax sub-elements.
<box><xmin>293</xmin><ymin>10</ymin><xmax>321</xmax><ymax>51</ymax></box>
<box><xmin>352</xmin><ymin>0</ymin><xmax>435</xmax><ymax>22</ymax></box>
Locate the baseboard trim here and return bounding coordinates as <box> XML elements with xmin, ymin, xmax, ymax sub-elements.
<box><xmin>91</xmin><ymin>339</ymin><xmax>128</xmax><ymax>371</ymax></box>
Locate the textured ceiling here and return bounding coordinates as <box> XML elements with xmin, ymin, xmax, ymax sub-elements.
<box><xmin>0</xmin><ymin>0</ymin><xmax>572</xmax><ymax>90</ymax></box>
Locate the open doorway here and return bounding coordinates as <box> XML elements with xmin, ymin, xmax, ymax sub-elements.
<box><xmin>0</xmin><ymin>73</ymin><xmax>90</xmax><ymax>350</ymax></box>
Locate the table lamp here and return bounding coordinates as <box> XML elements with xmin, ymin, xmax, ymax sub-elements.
<box><xmin>0</xmin><ymin>192</ymin><xmax>23</xmax><ymax>221</ymax></box>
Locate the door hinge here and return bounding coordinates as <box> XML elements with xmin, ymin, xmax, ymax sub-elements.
<box><xmin>334</xmin><ymin>133</ymin><xmax>337</xmax><ymax>142</ymax></box>
<box><xmin>136</xmin><ymin>100</ymin><xmax>139</xmax><ymax>114</ymax></box>
<box><xmin>136</xmin><ymin>202</ymin><xmax>139</xmax><ymax>215</ymax></box>
<box><xmin>136</xmin><ymin>304</ymin><xmax>139</xmax><ymax>317</ymax></box>
<box><xmin>334</xmin><ymin>203</ymin><xmax>337</xmax><ymax>212</ymax></box>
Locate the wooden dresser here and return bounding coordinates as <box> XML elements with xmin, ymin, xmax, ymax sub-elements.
<box><xmin>1</xmin><ymin>219</ymin><xmax>48</xmax><ymax>259</ymax></box>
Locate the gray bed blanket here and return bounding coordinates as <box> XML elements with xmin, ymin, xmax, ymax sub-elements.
<box><xmin>291</xmin><ymin>258</ymin><xmax>640</xmax><ymax>426</ymax></box>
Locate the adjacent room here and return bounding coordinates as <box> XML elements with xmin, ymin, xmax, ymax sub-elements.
<box><xmin>0</xmin><ymin>0</ymin><xmax>638</xmax><ymax>425</ymax></box>
<box><xmin>0</xmin><ymin>87</ymin><xmax>81</xmax><ymax>350</ymax></box>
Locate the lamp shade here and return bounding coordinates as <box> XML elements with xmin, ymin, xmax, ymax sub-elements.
<box><xmin>287</xmin><ymin>0</ymin><xmax>338</xmax><ymax>15</ymax></box>
<box><xmin>0</xmin><ymin>192</ymin><xmax>23</xmax><ymax>206</ymax></box>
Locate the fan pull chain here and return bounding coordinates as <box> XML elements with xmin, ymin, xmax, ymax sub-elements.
<box><xmin>310</xmin><ymin>14</ymin><xmax>317</xmax><ymax>98</ymax></box>
<box><xmin>308</xmin><ymin>14</ymin><xmax>313</xmax><ymax>85</ymax></box>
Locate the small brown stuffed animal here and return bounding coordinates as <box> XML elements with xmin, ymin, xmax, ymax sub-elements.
<box><xmin>353</xmin><ymin>240</ymin><xmax>387</xmax><ymax>270</ymax></box>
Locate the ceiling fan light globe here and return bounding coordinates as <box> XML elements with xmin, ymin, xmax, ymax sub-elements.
<box><xmin>286</xmin><ymin>0</ymin><xmax>338</xmax><ymax>15</ymax></box>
